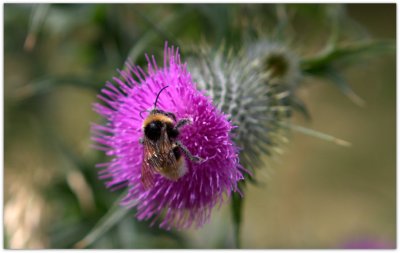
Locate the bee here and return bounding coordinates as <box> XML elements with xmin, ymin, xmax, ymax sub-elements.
<box><xmin>139</xmin><ymin>86</ymin><xmax>203</xmax><ymax>189</ymax></box>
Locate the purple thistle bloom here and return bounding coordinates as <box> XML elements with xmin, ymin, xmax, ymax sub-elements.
<box><xmin>341</xmin><ymin>237</ymin><xmax>395</xmax><ymax>249</ymax></box>
<box><xmin>92</xmin><ymin>43</ymin><xmax>244</xmax><ymax>230</ymax></box>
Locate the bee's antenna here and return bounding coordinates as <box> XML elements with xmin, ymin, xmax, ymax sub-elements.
<box><xmin>154</xmin><ymin>86</ymin><xmax>169</xmax><ymax>109</ymax></box>
<box><xmin>139</xmin><ymin>110</ymin><xmax>147</xmax><ymax>119</ymax></box>
<box><xmin>139</xmin><ymin>86</ymin><xmax>169</xmax><ymax>119</ymax></box>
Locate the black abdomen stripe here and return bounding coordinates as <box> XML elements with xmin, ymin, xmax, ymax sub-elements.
<box><xmin>172</xmin><ymin>146</ymin><xmax>182</xmax><ymax>160</ymax></box>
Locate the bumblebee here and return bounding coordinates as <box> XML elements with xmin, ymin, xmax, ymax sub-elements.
<box><xmin>139</xmin><ymin>86</ymin><xmax>203</xmax><ymax>189</ymax></box>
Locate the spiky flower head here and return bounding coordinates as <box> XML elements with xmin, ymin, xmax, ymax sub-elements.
<box><xmin>246</xmin><ymin>39</ymin><xmax>301</xmax><ymax>88</ymax></box>
<box><xmin>92</xmin><ymin>43</ymin><xmax>244</xmax><ymax>229</ymax></box>
<box><xmin>188</xmin><ymin>43</ymin><xmax>296</xmax><ymax>175</ymax></box>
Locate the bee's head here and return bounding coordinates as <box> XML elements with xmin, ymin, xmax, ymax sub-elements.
<box><xmin>143</xmin><ymin>112</ymin><xmax>176</xmax><ymax>141</ymax></box>
<box><xmin>144</xmin><ymin>118</ymin><xmax>164</xmax><ymax>141</ymax></box>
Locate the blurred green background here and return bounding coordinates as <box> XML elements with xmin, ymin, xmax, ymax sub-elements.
<box><xmin>4</xmin><ymin>4</ymin><xmax>395</xmax><ymax>249</ymax></box>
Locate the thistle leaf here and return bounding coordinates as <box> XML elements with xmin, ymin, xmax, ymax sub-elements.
<box><xmin>290</xmin><ymin>96</ymin><xmax>312</xmax><ymax>120</ymax></box>
<box><xmin>13</xmin><ymin>76</ymin><xmax>100</xmax><ymax>100</ymax></box>
<box><xmin>300</xmin><ymin>40</ymin><xmax>393</xmax><ymax>106</ymax></box>
<box><xmin>324</xmin><ymin>68</ymin><xmax>365</xmax><ymax>107</ymax></box>
<box><xmin>279</xmin><ymin>122</ymin><xmax>351</xmax><ymax>147</ymax></box>
<box><xmin>126</xmin><ymin>6</ymin><xmax>191</xmax><ymax>63</ymax></box>
<box><xmin>301</xmin><ymin>40</ymin><xmax>395</xmax><ymax>74</ymax></box>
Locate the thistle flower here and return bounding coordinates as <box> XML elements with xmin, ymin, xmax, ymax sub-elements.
<box><xmin>188</xmin><ymin>43</ymin><xmax>295</xmax><ymax>175</ymax></box>
<box><xmin>92</xmin><ymin>43</ymin><xmax>244</xmax><ymax>229</ymax></box>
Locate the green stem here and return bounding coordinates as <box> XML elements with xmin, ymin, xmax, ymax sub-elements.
<box><xmin>233</xmin><ymin>221</ymin><xmax>241</xmax><ymax>249</ymax></box>
<box><xmin>231</xmin><ymin>188</ymin><xmax>244</xmax><ymax>248</ymax></box>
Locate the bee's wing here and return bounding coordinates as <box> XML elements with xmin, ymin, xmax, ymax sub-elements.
<box><xmin>161</xmin><ymin>127</ymin><xmax>179</xmax><ymax>156</ymax></box>
<box><xmin>141</xmin><ymin>140</ymin><xmax>156</xmax><ymax>189</ymax></box>
<box><xmin>156</xmin><ymin>128</ymin><xmax>180</xmax><ymax>180</ymax></box>
<box><xmin>141</xmin><ymin>126</ymin><xmax>180</xmax><ymax>188</ymax></box>
<box><xmin>141</xmin><ymin>162</ymin><xmax>154</xmax><ymax>189</ymax></box>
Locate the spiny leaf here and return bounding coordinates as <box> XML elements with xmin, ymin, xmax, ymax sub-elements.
<box><xmin>279</xmin><ymin>122</ymin><xmax>351</xmax><ymax>147</ymax></box>
<box><xmin>300</xmin><ymin>40</ymin><xmax>393</xmax><ymax>106</ymax></box>
<box><xmin>126</xmin><ymin>6</ymin><xmax>191</xmax><ymax>64</ymax></box>
<box><xmin>131</xmin><ymin>7</ymin><xmax>181</xmax><ymax>49</ymax></box>
<box><xmin>290</xmin><ymin>96</ymin><xmax>311</xmax><ymax>120</ymax></box>
<box><xmin>273</xmin><ymin>4</ymin><xmax>291</xmax><ymax>41</ymax></box>
<box><xmin>301</xmin><ymin>40</ymin><xmax>395</xmax><ymax>74</ymax></box>
<box><xmin>13</xmin><ymin>76</ymin><xmax>100</xmax><ymax>100</ymax></box>
<box><xmin>324</xmin><ymin>68</ymin><xmax>365</xmax><ymax>107</ymax></box>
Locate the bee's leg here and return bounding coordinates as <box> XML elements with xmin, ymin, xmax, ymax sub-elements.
<box><xmin>139</xmin><ymin>138</ymin><xmax>144</xmax><ymax>144</ymax></box>
<box><xmin>164</xmin><ymin>112</ymin><xmax>177</xmax><ymax>122</ymax></box>
<box><xmin>175</xmin><ymin>118</ymin><xmax>192</xmax><ymax>131</ymax></box>
<box><xmin>176</xmin><ymin>141</ymin><xmax>203</xmax><ymax>163</ymax></box>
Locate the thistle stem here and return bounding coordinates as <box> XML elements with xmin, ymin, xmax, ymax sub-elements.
<box><xmin>233</xmin><ymin>220</ymin><xmax>241</xmax><ymax>249</ymax></box>
<box><xmin>231</xmin><ymin>190</ymin><xmax>244</xmax><ymax>249</ymax></box>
